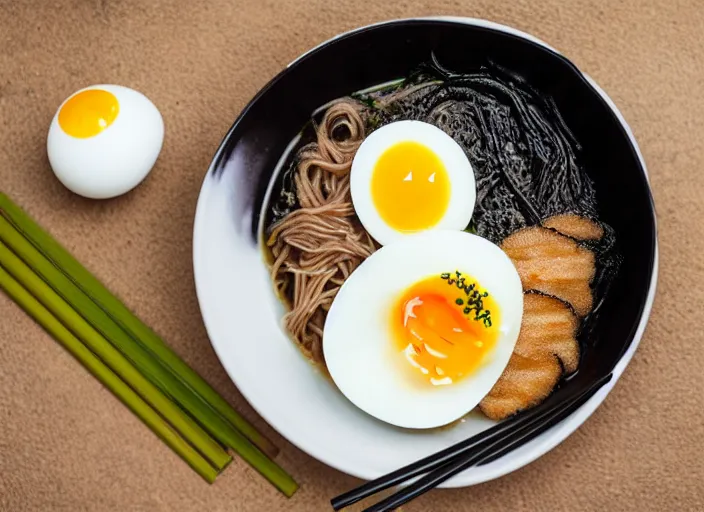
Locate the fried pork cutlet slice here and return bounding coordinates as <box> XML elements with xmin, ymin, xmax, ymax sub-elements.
<box><xmin>479</xmin><ymin>352</ymin><xmax>562</xmax><ymax>421</ymax></box>
<box><xmin>513</xmin><ymin>293</ymin><xmax>580</xmax><ymax>373</ymax></box>
<box><xmin>542</xmin><ymin>214</ymin><xmax>604</xmax><ymax>241</ymax></box>
<box><xmin>479</xmin><ymin>293</ymin><xmax>580</xmax><ymax>420</ymax></box>
<box><xmin>501</xmin><ymin>226</ymin><xmax>595</xmax><ymax>316</ymax></box>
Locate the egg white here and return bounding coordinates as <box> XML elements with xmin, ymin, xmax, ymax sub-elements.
<box><xmin>350</xmin><ymin>120</ymin><xmax>476</xmax><ymax>246</ymax></box>
<box><xmin>47</xmin><ymin>84</ymin><xmax>164</xmax><ymax>199</ymax></box>
<box><xmin>323</xmin><ymin>230</ymin><xmax>523</xmax><ymax>429</ymax></box>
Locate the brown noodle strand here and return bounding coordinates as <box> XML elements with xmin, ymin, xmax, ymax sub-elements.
<box><xmin>267</xmin><ymin>100</ymin><xmax>377</xmax><ymax>363</ymax></box>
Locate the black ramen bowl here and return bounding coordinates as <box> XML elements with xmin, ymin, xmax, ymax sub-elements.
<box><xmin>194</xmin><ymin>18</ymin><xmax>657</xmax><ymax>485</ymax></box>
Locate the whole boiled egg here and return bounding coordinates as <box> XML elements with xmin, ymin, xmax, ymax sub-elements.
<box><xmin>350</xmin><ymin>120</ymin><xmax>475</xmax><ymax>246</ymax></box>
<box><xmin>323</xmin><ymin>230</ymin><xmax>523</xmax><ymax>429</ymax></box>
<box><xmin>47</xmin><ymin>84</ymin><xmax>164</xmax><ymax>199</ymax></box>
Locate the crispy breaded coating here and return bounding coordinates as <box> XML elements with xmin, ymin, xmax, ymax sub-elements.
<box><xmin>542</xmin><ymin>214</ymin><xmax>604</xmax><ymax>241</ymax></box>
<box><xmin>479</xmin><ymin>352</ymin><xmax>562</xmax><ymax>420</ymax></box>
<box><xmin>479</xmin><ymin>293</ymin><xmax>580</xmax><ymax>420</ymax></box>
<box><xmin>501</xmin><ymin>226</ymin><xmax>595</xmax><ymax>316</ymax></box>
<box><xmin>514</xmin><ymin>293</ymin><xmax>580</xmax><ymax>373</ymax></box>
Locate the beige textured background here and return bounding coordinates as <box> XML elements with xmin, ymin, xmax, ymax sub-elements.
<box><xmin>1</xmin><ymin>1</ymin><xmax>703</xmax><ymax>510</ymax></box>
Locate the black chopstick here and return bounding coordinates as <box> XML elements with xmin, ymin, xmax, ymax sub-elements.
<box><xmin>357</xmin><ymin>373</ymin><xmax>612</xmax><ymax>512</ymax></box>
<box><xmin>475</xmin><ymin>373</ymin><xmax>612</xmax><ymax>467</ymax></box>
<box><xmin>332</xmin><ymin>372</ymin><xmax>612</xmax><ymax>511</ymax></box>
<box><xmin>331</xmin><ymin>397</ymin><xmax>570</xmax><ymax>511</ymax></box>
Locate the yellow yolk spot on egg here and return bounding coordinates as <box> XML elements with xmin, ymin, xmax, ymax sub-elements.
<box><xmin>371</xmin><ymin>141</ymin><xmax>450</xmax><ymax>232</ymax></box>
<box><xmin>58</xmin><ymin>89</ymin><xmax>119</xmax><ymax>138</ymax></box>
<box><xmin>391</xmin><ymin>273</ymin><xmax>500</xmax><ymax>386</ymax></box>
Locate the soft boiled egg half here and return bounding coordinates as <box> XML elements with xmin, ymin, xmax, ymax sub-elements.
<box><xmin>47</xmin><ymin>84</ymin><xmax>164</xmax><ymax>199</ymax></box>
<box><xmin>350</xmin><ymin>120</ymin><xmax>476</xmax><ymax>246</ymax></box>
<box><xmin>323</xmin><ymin>230</ymin><xmax>523</xmax><ymax>429</ymax></box>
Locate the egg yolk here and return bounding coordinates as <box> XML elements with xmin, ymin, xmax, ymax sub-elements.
<box><xmin>391</xmin><ymin>272</ymin><xmax>500</xmax><ymax>386</ymax></box>
<box><xmin>58</xmin><ymin>89</ymin><xmax>119</xmax><ymax>138</ymax></box>
<box><xmin>371</xmin><ymin>141</ymin><xmax>450</xmax><ymax>232</ymax></box>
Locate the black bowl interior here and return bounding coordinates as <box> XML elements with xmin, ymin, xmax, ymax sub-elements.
<box><xmin>208</xmin><ymin>20</ymin><xmax>656</xmax><ymax>397</ymax></box>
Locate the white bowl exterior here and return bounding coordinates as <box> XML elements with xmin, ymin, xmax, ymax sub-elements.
<box><xmin>194</xmin><ymin>17</ymin><xmax>658</xmax><ymax>487</ymax></box>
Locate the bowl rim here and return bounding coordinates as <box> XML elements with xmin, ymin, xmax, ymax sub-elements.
<box><xmin>193</xmin><ymin>16</ymin><xmax>659</xmax><ymax>487</ymax></box>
